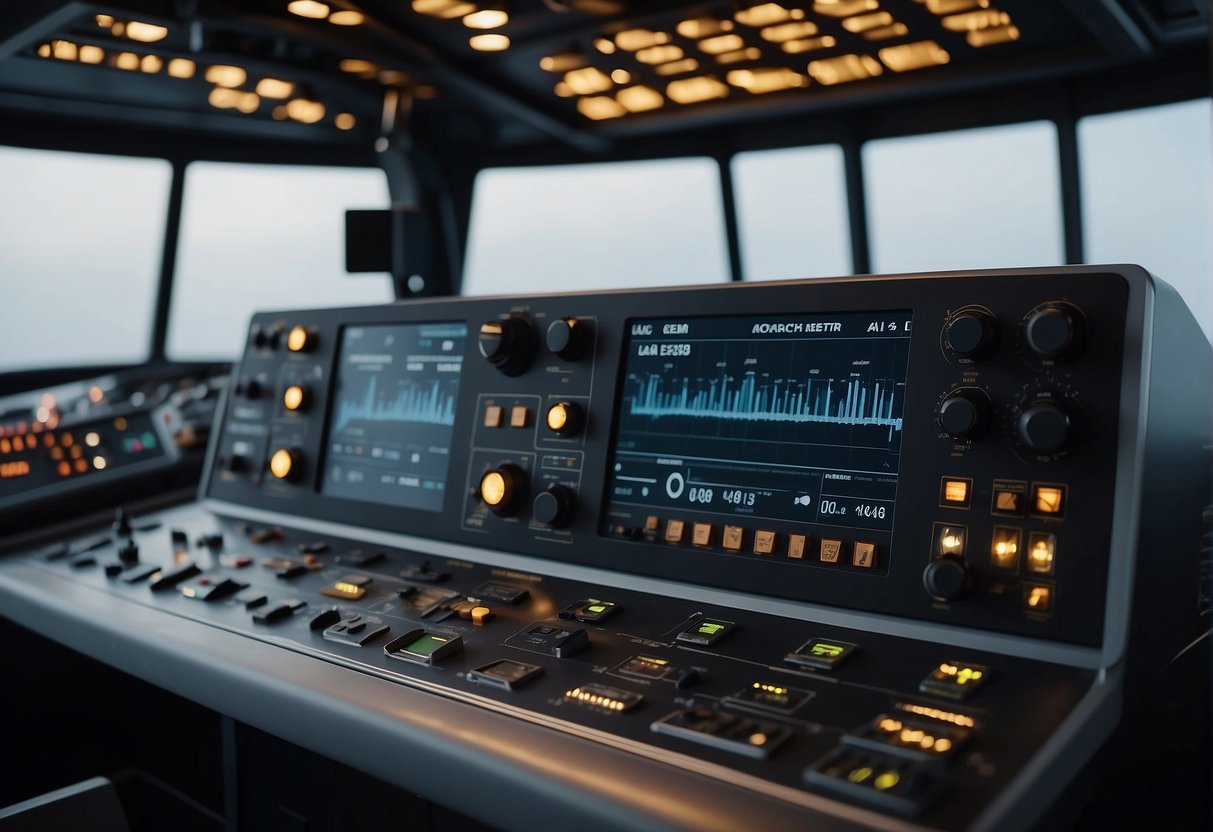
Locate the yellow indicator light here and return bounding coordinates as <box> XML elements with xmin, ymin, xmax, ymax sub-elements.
<box><xmin>636</xmin><ymin>44</ymin><xmax>683</xmax><ymax>64</ymax></box>
<box><xmin>471</xmin><ymin>606</ymin><xmax>492</xmax><ymax>626</ymax></box>
<box><xmin>677</xmin><ymin>18</ymin><xmax>734</xmax><ymax>39</ymax></box>
<box><xmin>53</xmin><ymin>41</ymin><xmax>80</xmax><ymax>61</ymax></box>
<box><xmin>182</xmin><ymin>586</ymin><xmax>197</xmax><ymax>598</ymax></box>
<box><xmin>1027</xmin><ymin>585</ymin><xmax>1052</xmax><ymax>611</ymax></box>
<box><xmin>286</xmin><ymin>324</ymin><xmax>314</xmax><ymax>351</ymax></box>
<box><xmin>96</xmin><ymin>14</ymin><xmax>115</xmax><ymax>27</ymax></box>
<box><xmin>1034</xmin><ymin>486</ymin><xmax>1064</xmax><ymax>514</ymax></box>
<box><xmin>564</xmin><ymin>66</ymin><xmax>612</xmax><ymax>94</ymax></box>
<box><xmin>942</xmin><ymin>9</ymin><xmax>1010</xmax><ymax>31</ymax></box>
<box><xmin>114</xmin><ymin>51</ymin><xmax>139</xmax><ymax>70</ymax></box>
<box><xmin>0</xmin><ymin>439</ymin><xmax>9</xmax><ymax>453</ymax></box>
<box><xmin>935</xmin><ymin>737</ymin><xmax>953</xmax><ymax>752</ymax></box>
<box><xmin>334</xmin><ymin>582</ymin><xmax>360</xmax><ymax>594</ymax></box>
<box><xmin>209</xmin><ymin>87</ymin><xmax>241</xmax><ymax>109</ymax></box>
<box><xmin>666</xmin><ymin>75</ymin><xmax>730</xmax><ymax>104</ymax></box>
<box><xmin>413</xmin><ymin>0</ymin><xmax>475</xmax><ymax>18</ymax></box>
<box><xmin>234</xmin><ymin>92</ymin><xmax>259</xmax><ymax>113</ymax></box>
<box><xmin>85</xmin><ymin>432</ymin><xmax>101</xmax><ymax>448</ymax></box>
<box><xmin>760</xmin><ymin>21</ymin><xmax>818</xmax><ymax>43</ymax></box>
<box><xmin>57</xmin><ymin>461</ymin><xmax>70</xmax><ymax>476</ymax></box>
<box><xmin>540</xmin><ymin>52</ymin><xmax>584</xmax><ymax>73</ymax></box>
<box><xmin>335</xmin><ymin>113</ymin><xmax>356</xmax><ymax>130</ymax></box>
<box><xmin>808</xmin><ymin>53</ymin><xmax>883</xmax><ymax>85</ymax></box>
<box><xmin>288</xmin><ymin>1</ymin><xmax>331</xmax><ymax>20</ymax></box>
<box><xmin>256</xmin><ymin>77</ymin><xmax>294</xmax><ymax>98</ymax></box>
<box><xmin>283</xmin><ymin>385</ymin><xmax>307</xmax><ymax>411</ymax></box>
<box><xmin>615</xmin><ymin>85</ymin><xmax>663</xmax><ymax>113</ymax></box>
<box><xmin>715</xmin><ymin>47</ymin><xmax>763</xmax><ymax>64</ymax></box>
<box><xmin>735</xmin><ymin>3</ymin><xmax>795</xmax><ymax>27</ymax></box>
<box><xmin>339</xmin><ymin>58</ymin><xmax>376</xmax><ymax>75</ymax></box>
<box><xmin>0</xmin><ymin>461</ymin><xmax>30</xmax><ymax>478</ymax></box>
<box><xmin>990</xmin><ymin>527</ymin><xmax>1021</xmax><ymax>569</ymax></box>
<box><xmin>593</xmin><ymin>37</ymin><xmax>616</xmax><ymax>54</ymax></box>
<box><xmin>270</xmin><ymin>449</ymin><xmax>296</xmax><ymax>480</ymax></box>
<box><xmin>748</xmin><ymin>733</ymin><xmax>768</xmax><ymax>746</ymax></box>
<box><xmin>967</xmin><ymin>25</ymin><xmax>1019</xmax><ymax>47</ymax></box>
<box><xmin>576</xmin><ymin>96</ymin><xmax>626</xmax><ymax>120</ymax></box>
<box><xmin>847</xmin><ymin>766</ymin><xmax>874</xmax><ymax>784</ymax></box>
<box><xmin>469</xmin><ymin>34</ymin><xmax>510</xmax><ymax>51</ymax></box>
<box><xmin>698</xmin><ymin>34</ymin><xmax>745</xmax><ymax>55</ymax></box>
<box><xmin>874</xmin><ymin>771</ymin><xmax>900</xmax><ymax>791</ymax></box>
<box><xmin>814</xmin><ymin>0</ymin><xmax>878</xmax><ymax>17</ymax></box>
<box><xmin>842</xmin><ymin>11</ymin><xmax>894</xmax><ymax>33</ymax></box>
<box><xmin>546</xmin><ymin>404</ymin><xmax>569</xmax><ymax>431</ymax></box>
<box><xmin>79</xmin><ymin>45</ymin><xmax>105</xmax><ymax>64</ymax></box>
<box><xmin>925</xmin><ymin>0</ymin><xmax>990</xmax><ymax>13</ymax></box>
<box><xmin>727</xmin><ymin>68</ymin><xmax>809</xmax><ymax>94</ymax></box>
<box><xmin>610</xmin><ymin>69</ymin><xmax>631</xmax><ymax>84</ymax></box>
<box><xmin>614</xmin><ymin>29</ymin><xmax>670</xmax><ymax>52</ymax></box>
<box><xmin>125</xmin><ymin>21</ymin><xmax>168</xmax><ymax>42</ymax></box>
<box><xmin>863</xmin><ymin>22</ymin><xmax>910</xmax><ymax>40</ymax></box>
<box><xmin>92</xmin><ymin>456</ymin><xmax>107</xmax><ymax>470</ymax></box>
<box><xmin>782</xmin><ymin>35</ymin><xmax>836</xmax><ymax>54</ymax></box>
<box><xmin>481</xmin><ymin>471</ymin><xmax>507</xmax><ymax>506</ymax></box>
<box><xmin>464</xmin><ymin>10</ymin><xmax>508</xmax><ymax>29</ymax></box>
<box><xmin>329</xmin><ymin>10</ymin><xmax>365</xmax><ymax>25</ymax></box>
<box><xmin>37</xmin><ymin>43</ymin><xmax>52</xmax><ymax>58</ymax></box>
<box><xmin>206</xmin><ymin>64</ymin><xmax>246</xmax><ymax>88</ymax></box>
<box><xmin>554</xmin><ymin>82</ymin><xmax>574</xmax><ymax>97</ymax></box>
<box><xmin>167</xmin><ymin>58</ymin><xmax>195</xmax><ymax>78</ymax></box>
<box><xmin>1028</xmin><ymin>538</ymin><xmax>1054</xmax><ymax>573</ymax></box>
<box><xmin>938</xmin><ymin>526</ymin><xmax>964</xmax><ymax>555</ymax></box>
<box><xmin>900</xmin><ymin>704</ymin><xmax>975</xmax><ymax>727</ymax></box>
<box><xmin>654</xmin><ymin>58</ymin><xmax>699</xmax><ymax>76</ymax></box>
<box><xmin>141</xmin><ymin>54</ymin><xmax>162</xmax><ymax>73</ymax></box>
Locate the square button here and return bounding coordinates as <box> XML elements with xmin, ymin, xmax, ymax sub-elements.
<box><xmin>788</xmin><ymin>534</ymin><xmax>807</xmax><ymax>559</ymax></box>
<box><xmin>1025</xmin><ymin>584</ymin><xmax>1053</xmax><ymax>613</ymax></box>
<box><xmin>919</xmin><ymin>661</ymin><xmax>990</xmax><ymax>701</ymax></box>
<box><xmin>664</xmin><ymin>519</ymin><xmax>686</xmax><ymax>543</ymax></box>
<box><xmin>852</xmin><ymin>542</ymin><xmax>877</xmax><ymax>568</ymax></box>
<box><xmin>754</xmin><ymin>530</ymin><xmax>776</xmax><ymax>556</ymax></box>
<box><xmin>785</xmin><ymin>638</ymin><xmax>857</xmax><ymax>670</ymax></box>
<box><xmin>722</xmin><ymin>526</ymin><xmax>744</xmax><ymax>551</ymax></box>
<box><xmin>932</xmin><ymin>523</ymin><xmax>967</xmax><ymax>558</ymax></box>
<box><xmin>483</xmin><ymin>405</ymin><xmax>504</xmax><ymax>428</ymax></box>
<box><xmin>1026</xmin><ymin>532</ymin><xmax>1056</xmax><ymax>574</ymax></box>
<box><xmin>940</xmin><ymin>477</ymin><xmax>972</xmax><ymax>508</ymax></box>
<box><xmin>991</xmin><ymin>480</ymin><xmax>1027</xmax><ymax>516</ymax></box>
<box><xmin>692</xmin><ymin>522</ymin><xmax>713</xmax><ymax>546</ymax></box>
<box><xmin>1032</xmin><ymin>484</ymin><xmax>1066</xmax><ymax>516</ymax></box>
<box><xmin>989</xmin><ymin>527</ymin><xmax>1021</xmax><ymax>571</ymax></box>
<box><xmin>676</xmin><ymin>618</ymin><xmax>736</xmax><ymax>646</ymax></box>
<box><xmin>644</xmin><ymin>515</ymin><xmax>660</xmax><ymax>532</ymax></box>
<box><xmin>820</xmin><ymin>539</ymin><xmax>843</xmax><ymax>563</ymax></box>
<box><xmin>510</xmin><ymin>406</ymin><xmax>530</xmax><ymax>428</ymax></box>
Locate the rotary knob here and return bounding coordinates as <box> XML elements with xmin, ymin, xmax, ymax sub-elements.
<box><xmin>533</xmin><ymin>485</ymin><xmax>575</xmax><ymax>528</ymax></box>
<box><xmin>545</xmin><ymin>401</ymin><xmax>584</xmax><ymax>437</ymax></box>
<box><xmin>1016</xmin><ymin>399</ymin><xmax>1071</xmax><ymax>454</ymax></box>
<box><xmin>286</xmin><ymin>325</ymin><xmax>317</xmax><ymax>353</ymax></box>
<box><xmin>923</xmin><ymin>557</ymin><xmax>969</xmax><ymax>603</ymax></box>
<box><xmin>478</xmin><ymin>315</ymin><xmax>536</xmax><ymax>376</ymax></box>
<box><xmin>943</xmin><ymin>307</ymin><xmax>998</xmax><ymax>362</ymax></box>
<box><xmin>546</xmin><ymin>318</ymin><xmax>587</xmax><ymax>360</ymax></box>
<box><xmin>936</xmin><ymin>388</ymin><xmax>991</xmax><ymax>439</ymax></box>
<box><xmin>1023</xmin><ymin>303</ymin><xmax>1085</xmax><ymax>362</ymax></box>
<box><xmin>282</xmin><ymin>384</ymin><xmax>311</xmax><ymax>412</ymax></box>
<box><xmin>268</xmin><ymin>448</ymin><xmax>304</xmax><ymax>482</ymax></box>
<box><xmin>480</xmin><ymin>463</ymin><xmax>527</xmax><ymax>516</ymax></box>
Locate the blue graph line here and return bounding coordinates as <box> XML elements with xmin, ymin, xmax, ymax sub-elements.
<box><xmin>333</xmin><ymin>374</ymin><xmax>456</xmax><ymax>432</ymax></box>
<box><xmin>629</xmin><ymin>373</ymin><xmax>904</xmax><ymax>440</ymax></box>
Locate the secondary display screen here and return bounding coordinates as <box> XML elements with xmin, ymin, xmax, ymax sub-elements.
<box><xmin>604</xmin><ymin>311</ymin><xmax>912</xmax><ymax>547</ymax></box>
<box><xmin>322</xmin><ymin>322</ymin><xmax>467</xmax><ymax>512</ymax></box>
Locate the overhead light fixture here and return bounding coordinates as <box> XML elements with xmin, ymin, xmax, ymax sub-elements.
<box><xmin>554</xmin><ymin>81</ymin><xmax>574</xmax><ymax>97</ymax></box>
<box><xmin>329</xmin><ymin>10</ymin><xmax>365</xmax><ymax>25</ymax></box>
<box><xmin>236</xmin><ymin>92</ymin><xmax>261</xmax><ymax>113</ymax></box>
<box><xmin>782</xmin><ymin>35</ymin><xmax>835</xmax><ymax>54</ymax></box>
<box><xmin>592</xmin><ymin>37</ymin><xmax>616</xmax><ymax>54</ymax></box>
<box><xmin>286</xmin><ymin>97</ymin><xmax>326</xmax><ymax>123</ymax></box>
<box><xmin>735</xmin><ymin>3</ymin><xmax>798</xmax><ymax>27</ymax></box>
<box><xmin>208</xmin><ymin>87</ymin><xmax>241</xmax><ymax>108</ymax></box>
<box><xmin>335</xmin><ymin>113</ymin><xmax>357</xmax><ymax>130</ymax></box>
<box><xmin>727</xmin><ymin>67</ymin><xmax>810</xmax><ymax>94</ymax></box>
<box><xmin>967</xmin><ymin>25</ymin><xmax>1019</xmax><ymax>46</ymax></box>
<box><xmin>610</xmin><ymin>69</ymin><xmax>631</xmax><ymax>84</ymax></box>
<box><xmin>339</xmin><ymin>58</ymin><xmax>377</xmax><ymax>75</ymax></box>
<box><xmin>653</xmin><ymin>58</ymin><xmax>699</xmax><ymax>76</ymax></box>
<box><xmin>863</xmin><ymin>22</ymin><xmax>909</xmax><ymax>40</ymax></box>
<box><xmin>140</xmin><ymin>54</ymin><xmax>162</xmax><ymax>73</ymax></box>
<box><xmin>677</xmin><ymin>18</ymin><xmax>733</xmax><ymax>39</ymax></box>
<box><xmin>469</xmin><ymin>33</ymin><xmax>510</xmax><ymax>51</ymax></box>
<box><xmin>464</xmin><ymin>8</ymin><xmax>509</xmax><ymax>29</ymax></box>
<box><xmin>698</xmin><ymin>34</ymin><xmax>745</xmax><ymax>55</ymax></box>
<box><xmin>715</xmin><ymin>47</ymin><xmax>762</xmax><ymax>65</ymax></box>
<box><xmin>52</xmin><ymin>40</ymin><xmax>79</xmax><ymax>61</ymax></box>
<box><xmin>540</xmin><ymin>52</ymin><xmax>585</xmax><ymax>73</ymax></box>
<box><xmin>925</xmin><ymin>0</ymin><xmax>990</xmax><ymax>13</ymax></box>
<box><xmin>576</xmin><ymin>96</ymin><xmax>626</xmax><ymax>120</ymax></box>
<box><xmin>167</xmin><ymin>58</ymin><xmax>195</xmax><ymax>78</ymax></box>
<box><xmin>36</xmin><ymin>43</ymin><xmax>51</xmax><ymax>58</ymax></box>
<box><xmin>256</xmin><ymin>77</ymin><xmax>295</xmax><ymax>98</ymax></box>
<box><xmin>125</xmin><ymin>21</ymin><xmax>168</xmax><ymax>42</ymax></box>
<box><xmin>879</xmin><ymin>40</ymin><xmax>950</xmax><ymax>71</ymax></box>
<box><xmin>205</xmin><ymin>65</ymin><xmax>247</xmax><ymax>87</ymax></box>
<box><xmin>808</xmin><ymin>53</ymin><xmax>883</xmax><ymax>84</ymax></box>
<box><xmin>412</xmin><ymin>0</ymin><xmax>475</xmax><ymax>18</ymax></box>
<box><xmin>635</xmin><ymin>45</ymin><xmax>683</xmax><ymax>65</ymax></box>
<box><xmin>941</xmin><ymin>10</ymin><xmax>1011</xmax><ymax>31</ymax></box>
<box><xmin>614</xmin><ymin>29</ymin><xmax>670</xmax><ymax>52</ymax></box>
<box><xmin>95</xmin><ymin>14</ymin><xmax>114</xmax><ymax>28</ymax></box>
<box><xmin>615</xmin><ymin>85</ymin><xmax>663</xmax><ymax>113</ymax></box>
<box><xmin>114</xmin><ymin>51</ymin><xmax>139</xmax><ymax>70</ymax></box>
<box><xmin>563</xmin><ymin>66</ymin><xmax>612</xmax><ymax>94</ymax></box>
<box><xmin>665</xmin><ymin>75</ymin><xmax>729</xmax><ymax>104</ymax></box>
<box><xmin>287</xmin><ymin>1</ymin><xmax>330</xmax><ymax>19</ymax></box>
<box><xmin>78</xmin><ymin>45</ymin><xmax>105</xmax><ymax>64</ymax></box>
<box><xmin>813</xmin><ymin>0</ymin><xmax>877</xmax><ymax>16</ymax></box>
<box><xmin>842</xmin><ymin>11</ymin><xmax>895</xmax><ymax>33</ymax></box>
<box><xmin>761</xmin><ymin>21</ymin><xmax>819</xmax><ymax>43</ymax></box>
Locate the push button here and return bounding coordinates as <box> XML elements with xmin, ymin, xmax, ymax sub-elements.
<box><xmin>989</xmin><ymin>527</ymin><xmax>1021</xmax><ymax>571</ymax></box>
<box><xmin>308</xmin><ymin>606</ymin><xmax>342</xmax><ymax>631</ymax></box>
<box><xmin>149</xmin><ymin>561</ymin><xmax>200</xmax><ymax>591</ymax></box>
<box><xmin>753</xmin><ymin>530</ymin><xmax>776</xmax><ymax>555</ymax></box>
<box><xmin>991</xmin><ymin>479</ymin><xmax>1026</xmax><ymax>516</ymax></box>
<box><xmin>652</xmin><ymin>708</ymin><xmax>791</xmax><ymax>760</ymax></box>
<box><xmin>785</xmin><ymin>638</ymin><xmax>857</xmax><ymax>670</ymax></box>
<box><xmin>932</xmin><ymin>523</ymin><xmax>966</xmax><ymax>558</ymax></box>
<box><xmin>507</xmin><ymin>622</ymin><xmax>590</xmax><ymax>657</ymax></box>
<box><xmin>252</xmin><ymin>598</ymin><xmax>306</xmax><ymax>624</ymax></box>
<box><xmin>852</xmin><ymin>542</ymin><xmax>877</xmax><ymax>568</ymax></box>
<box><xmin>691</xmin><ymin>522</ymin><xmax>713</xmax><ymax>546</ymax></box>
<box><xmin>483</xmin><ymin>404</ymin><xmax>504</xmax><ymax>428</ymax></box>
<box><xmin>820</xmin><ymin>538</ymin><xmax>843</xmax><ymax>563</ymax></box>
<box><xmin>1025</xmin><ymin>584</ymin><xmax>1053</xmax><ymax>613</ymax></box>
<box><xmin>180</xmin><ymin>577</ymin><xmax>246</xmax><ymax>602</ymax></box>
<box><xmin>664</xmin><ymin>519</ymin><xmax>686</xmax><ymax>543</ymax></box>
<box><xmin>1032</xmin><ymin>483</ymin><xmax>1066</xmax><ymax>516</ymax></box>
<box><xmin>560</xmin><ymin>598</ymin><xmax>619</xmax><ymax>623</ymax></box>
<box><xmin>509</xmin><ymin>405</ymin><xmax>529</xmax><ymax>428</ymax></box>
<box><xmin>787</xmin><ymin>534</ymin><xmax>807</xmax><ymax>559</ymax></box>
<box><xmin>919</xmin><ymin>661</ymin><xmax>989</xmax><ymax>701</ymax></box>
<box><xmin>384</xmin><ymin>629</ymin><xmax>464</xmax><ymax>665</ymax></box>
<box><xmin>323</xmin><ymin>615</ymin><xmax>389</xmax><ymax>646</ymax></box>
<box><xmin>722</xmin><ymin>526</ymin><xmax>744</xmax><ymax>551</ymax></box>
<box><xmin>939</xmin><ymin>477</ymin><xmax>972</xmax><ymax>508</ymax></box>
<box><xmin>320</xmin><ymin>575</ymin><xmax>372</xmax><ymax>600</ymax></box>
<box><xmin>1026</xmin><ymin>532</ymin><xmax>1056</xmax><ymax>574</ymax></box>
<box><xmin>473</xmin><ymin>582</ymin><xmax>530</xmax><ymax>605</ymax></box>
<box><xmin>564</xmin><ymin>683</ymin><xmax>643</xmax><ymax>713</ymax></box>
<box><xmin>467</xmin><ymin>659</ymin><xmax>543</xmax><ymax>691</ymax></box>
<box><xmin>675</xmin><ymin>618</ymin><xmax>736</xmax><ymax>647</ymax></box>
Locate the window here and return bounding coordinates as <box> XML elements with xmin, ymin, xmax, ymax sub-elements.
<box><xmin>0</xmin><ymin>147</ymin><xmax>170</xmax><ymax>372</ymax></box>
<box><xmin>733</xmin><ymin>145</ymin><xmax>851</xmax><ymax>281</ymax></box>
<box><xmin>1080</xmin><ymin>99</ymin><xmax>1212</xmax><ymax>344</ymax></box>
<box><xmin>169</xmin><ymin>162</ymin><xmax>393</xmax><ymax>360</ymax></box>
<box><xmin>463</xmin><ymin>158</ymin><xmax>729</xmax><ymax>294</ymax></box>
<box><xmin>865</xmin><ymin>122</ymin><xmax>1064</xmax><ymax>274</ymax></box>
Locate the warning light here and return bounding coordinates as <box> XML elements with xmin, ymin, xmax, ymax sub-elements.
<box><xmin>1033</xmin><ymin>484</ymin><xmax>1065</xmax><ymax>515</ymax></box>
<box><xmin>941</xmin><ymin>478</ymin><xmax>970</xmax><ymax>506</ymax></box>
<box><xmin>1027</xmin><ymin>532</ymin><xmax>1056</xmax><ymax>574</ymax></box>
<box><xmin>1026</xmin><ymin>584</ymin><xmax>1052</xmax><ymax>612</ymax></box>
<box><xmin>990</xmin><ymin>527</ymin><xmax>1021</xmax><ymax>570</ymax></box>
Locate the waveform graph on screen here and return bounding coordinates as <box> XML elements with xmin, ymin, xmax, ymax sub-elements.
<box><xmin>333</xmin><ymin>373</ymin><xmax>457</xmax><ymax>433</ymax></box>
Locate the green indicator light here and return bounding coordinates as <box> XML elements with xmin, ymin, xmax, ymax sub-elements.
<box><xmin>638</xmin><ymin>656</ymin><xmax>667</xmax><ymax>666</ymax></box>
<box><xmin>405</xmin><ymin>634</ymin><xmax>448</xmax><ymax>656</ymax></box>
<box><xmin>847</xmin><ymin>766</ymin><xmax>874</xmax><ymax>784</ymax></box>
<box><xmin>810</xmin><ymin>643</ymin><xmax>845</xmax><ymax>657</ymax></box>
<box><xmin>698</xmin><ymin>622</ymin><xmax>725</xmax><ymax>635</ymax></box>
<box><xmin>587</xmin><ymin>605</ymin><xmax>607</xmax><ymax>614</ymax></box>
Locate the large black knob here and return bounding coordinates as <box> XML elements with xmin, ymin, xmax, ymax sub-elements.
<box><xmin>937</xmin><ymin>389</ymin><xmax>990</xmax><ymax>439</ymax></box>
<box><xmin>480</xmin><ymin>463</ymin><xmax>527</xmax><ymax>516</ymax></box>
<box><xmin>533</xmin><ymin>485</ymin><xmax>575</xmax><ymax>528</ymax></box>
<box><xmin>546</xmin><ymin>318</ymin><xmax>587</xmax><ymax>360</ymax></box>
<box><xmin>1024</xmin><ymin>304</ymin><xmax>1084</xmax><ymax>361</ymax></box>
<box><xmin>1017</xmin><ymin>400</ymin><xmax>1070</xmax><ymax>454</ymax></box>
<box><xmin>923</xmin><ymin>557</ymin><xmax>969</xmax><ymax>603</ymax></box>
<box><xmin>479</xmin><ymin>316</ymin><xmax>536</xmax><ymax>376</ymax></box>
<box><xmin>943</xmin><ymin>308</ymin><xmax>998</xmax><ymax>361</ymax></box>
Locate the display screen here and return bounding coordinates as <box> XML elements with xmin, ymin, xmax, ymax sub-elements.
<box><xmin>322</xmin><ymin>322</ymin><xmax>467</xmax><ymax>512</ymax></box>
<box><xmin>604</xmin><ymin>311</ymin><xmax>911</xmax><ymax>547</ymax></box>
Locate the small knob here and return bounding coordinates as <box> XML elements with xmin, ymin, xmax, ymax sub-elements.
<box><xmin>241</xmin><ymin>378</ymin><xmax>263</xmax><ymax>400</ymax></box>
<box><xmin>480</xmin><ymin>463</ymin><xmax>527</xmax><ymax>516</ymax></box>
<box><xmin>533</xmin><ymin>485</ymin><xmax>575</xmax><ymax>528</ymax></box>
<box><xmin>1024</xmin><ymin>304</ymin><xmax>1083</xmax><ymax>361</ymax></box>
<box><xmin>479</xmin><ymin>316</ymin><xmax>536</xmax><ymax>376</ymax></box>
<box><xmin>112</xmin><ymin>508</ymin><xmax>132</xmax><ymax>538</ymax></box>
<box><xmin>286</xmin><ymin>325</ymin><xmax>317</xmax><ymax>353</ymax></box>
<box><xmin>269</xmin><ymin>448</ymin><xmax>303</xmax><ymax>482</ymax></box>
<box><xmin>282</xmin><ymin>384</ymin><xmax>311</xmax><ymax>412</ymax></box>
<box><xmin>545</xmin><ymin>401</ymin><xmax>584</xmax><ymax>437</ymax></box>
<box><xmin>118</xmin><ymin>541</ymin><xmax>140</xmax><ymax>564</ymax></box>
<box><xmin>943</xmin><ymin>309</ymin><xmax>998</xmax><ymax>361</ymax></box>
<box><xmin>1017</xmin><ymin>400</ymin><xmax>1070</xmax><ymax>454</ymax></box>
<box><xmin>546</xmin><ymin>318</ymin><xmax>586</xmax><ymax>360</ymax></box>
<box><xmin>923</xmin><ymin>557</ymin><xmax>969</xmax><ymax>603</ymax></box>
<box><xmin>251</xmin><ymin>326</ymin><xmax>269</xmax><ymax>349</ymax></box>
<box><xmin>937</xmin><ymin>389</ymin><xmax>990</xmax><ymax>439</ymax></box>
<box><xmin>223</xmin><ymin>454</ymin><xmax>248</xmax><ymax>474</ymax></box>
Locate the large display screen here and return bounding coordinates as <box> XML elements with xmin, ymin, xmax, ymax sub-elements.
<box><xmin>604</xmin><ymin>311</ymin><xmax>911</xmax><ymax>547</ymax></box>
<box><xmin>322</xmin><ymin>322</ymin><xmax>467</xmax><ymax>512</ymax></box>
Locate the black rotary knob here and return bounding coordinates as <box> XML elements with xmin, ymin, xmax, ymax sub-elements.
<box><xmin>241</xmin><ymin>378</ymin><xmax>263</xmax><ymax>400</ymax></box>
<box><xmin>943</xmin><ymin>308</ymin><xmax>998</xmax><ymax>361</ymax></box>
<box><xmin>545</xmin><ymin>401</ymin><xmax>584</xmax><ymax>437</ymax></box>
<box><xmin>1024</xmin><ymin>304</ymin><xmax>1084</xmax><ymax>361</ymax></box>
<box><xmin>546</xmin><ymin>318</ymin><xmax>587</xmax><ymax>360</ymax></box>
<box><xmin>1017</xmin><ymin>400</ymin><xmax>1070</xmax><ymax>454</ymax></box>
<box><xmin>478</xmin><ymin>315</ymin><xmax>536</xmax><ymax>376</ymax></box>
<box><xmin>533</xmin><ymin>485</ymin><xmax>575</xmax><ymax>528</ymax></box>
<box><xmin>937</xmin><ymin>388</ymin><xmax>990</xmax><ymax>439</ymax></box>
<box><xmin>923</xmin><ymin>557</ymin><xmax>969</xmax><ymax>603</ymax></box>
<box><xmin>480</xmin><ymin>463</ymin><xmax>527</xmax><ymax>516</ymax></box>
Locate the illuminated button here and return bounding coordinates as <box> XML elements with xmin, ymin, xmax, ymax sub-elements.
<box><xmin>561</xmin><ymin>598</ymin><xmax>619</xmax><ymax>623</ymax></box>
<box><xmin>692</xmin><ymin>522</ymin><xmax>713</xmax><ymax>546</ymax></box>
<box><xmin>1025</xmin><ymin>584</ymin><xmax>1053</xmax><ymax>613</ymax></box>
<box><xmin>850</xmin><ymin>714</ymin><xmax>972</xmax><ymax>760</ymax></box>
<box><xmin>785</xmin><ymin>637</ymin><xmax>857</xmax><ymax>670</ymax></box>
<box><xmin>989</xmin><ymin>527</ymin><xmax>1021</xmax><ymax>571</ymax></box>
<box><xmin>753</xmin><ymin>530</ymin><xmax>776</xmax><ymax>555</ymax></box>
<box><xmin>510</xmin><ymin>405</ymin><xmax>529</xmax><ymax>428</ymax></box>
<box><xmin>919</xmin><ymin>661</ymin><xmax>990</xmax><ymax>701</ymax></box>
<box><xmin>286</xmin><ymin>324</ymin><xmax>316</xmax><ymax>352</ymax></box>
<box><xmin>787</xmin><ymin>534</ymin><xmax>807</xmax><ymax>559</ymax></box>
<box><xmin>820</xmin><ymin>538</ymin><xmax>843</xmax><ymax>563</ymax></box>
<box><xmin>852</xmin><ymin>541</ymin><xmax>877</xmax><ymax>568</ymax></box>
<box><xmin>1032</xmin><ymin>483</ymin><xmax>1066</xmax><ymax>516</ymax></box>
<box><xmin>384</xmin><ymin>628</ymin><xmax>464</xmax><ymax>665</ymax></box>
<box><xmin>676</xmin><ymin>617</ymin><xmax>736</xmax><ymax>646</ymax></box>
<box><xmin>563</xmin><ymin>682</ymin><xmax>643</xmax><ymax>713</ymax></box>
<box><xmin>545</xmin><ymin>401</ymin><xmax>584</xmax><ymax>436</ymax></box>
<box><xmin>320</xmin><ymin>575</ymin><xmax>371</xmax><ymax>600</ymax></box>
<box><xmin>483</xmin><ymin>404</ymin><xmax>504</xmax><ymax>428</ymax></box>
<box><xmin>991</xmin><ymin>480</ymin><xmax>1026</xmax><ymax>515</ymax></box>
<box><xmin>467</xmin><ymin>659</ymin><xmax>543</xmax><ymax>691</ymax></box>
<box><xmin>664</xmin><ymin>519</ymin><xmax>686</xmax><ymax>543</ymax></box>
<box><xmin>644</xmin><ymin>515</ymin><xmax>660</xmax><ymax>532</ymax></box>
<box><xmin>940</xmin><ymin>477</ymin><xmax>972</xmax><ymax>508</ymax></box>
<box><xmin>268</xmin><ymin>448</ymin><xmax>302</xmax><ymax>481</ymax></box>
<box><xmin>282</xmin><ymin>384</ymin><xmax>311</xmax><ymax>411</ymax></box>
<box><xmin>480</xmin><ymin>463</ymin><xmax>526</xmax><ymax>515</ymax></box>
<box><xmin>722</xmin><ymin>526</ymin><xmax>744</xmax><ymax>551</ymax></box>
<box><xmin>471</xmin><ymin>606</ymin><xmax>493</xmax><ymax>626</ymax></box>
<box><xmin>1026</xmin><ymin>531</ymin><xmax>1056</xmax><ymax>574</ymax></box>
<box><xmin>932</xmin><ymin>523</ymin><xmax>966</xmax><ymax>558</ymax></box>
